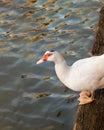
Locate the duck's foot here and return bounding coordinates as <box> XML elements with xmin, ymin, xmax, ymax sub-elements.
<box><xmin>78</xmin><ymin>90</ymin><xmax>94</xmax><ymax>105</ymax></box>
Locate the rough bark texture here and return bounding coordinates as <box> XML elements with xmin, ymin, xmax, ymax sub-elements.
<box><xmin>91</xmin><ymin>6</ymin><xmax>104</xmax><ymax>55</ymax></box>
<box><xmin>73</xmin><ymin>89</ymin><xmax>104</xmax><ymax>130</ymax></box>
<box><xmin>73</xmin><ymin>6</ymin><xmax>104</xmax><ymax>130</ymax></box>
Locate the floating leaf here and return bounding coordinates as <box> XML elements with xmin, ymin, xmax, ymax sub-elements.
<box><xmin>43</xmin><ymin>0</ymin><xmax>56</xmax><ymax>7</ymax></box>
<box><xmin>33</xmin><ymin>16</ymin><xmax>46</xmax><ymax>22</ymax></box>
<box><xmin>43</xmin><ymin>76</ymin><xmax>50</xmax><ymax>80</ymax></box>
<box><xmin>80</xmin><ymin>18</ymin><xmax>91</xmax><ymax>24</ymax></box>
<box><xmin>48</xmin><ymin>43</ymin><xmax>56</xmax><ymax>49</ymax></box>
<box><xmin>62</xmin><ymin>51</ymin><xmax>76</xmax><ymax>55</ymax></box>
<box><xmin>0</xmin><ymin>47</ymin><xmax>10</xmax><ymax>53</ymax></box>
<box><xmin>38</xmin><ymin>20</ymin><xmax>52</xmax><ymax>29</ymax></box>
<box><xmin>29</xmin><ymin>93</ymin><xmax>51</xmax><ymax>99</ymax></box>
<box><xmin>56</xmin><ymin>111</ymin><xmax>62</xmax><ymax>117</ymax></box>
<box><xmin>23</xmin><ymin>11</ymin><xmax>35</xmax><ymax>17</ymax></box>
<box><xmin>55</xmin><ymin>7</ymin><xmax>64</xmax><ymax>13</ymax></box>
<box><xmin>29</xmin><ymin>33</ymin><xmax>47</xmax><ymax>42</ymax></box>
<box><xmin>26</xmin><ymin>0</ymin><xmax>37</xmax><ymax>6</ymax></box>
<box><xmin>0</xmin><ymin>13</ymin><xmax>9</xmax><ymax>18</ymax></box>
<box><xmin>21</xmin><ymin>74</ymin><xmax>27</xmax><ymax>78</ymax></box>
<box><xmin>25</xmin><ymin>54</ymin><xmax>35</xmax><ymax>60</ymax></box>
<box><xmin>55</xmin><ymin>22</ymin><xmax>67</xmax><ymax>29</ymax></box>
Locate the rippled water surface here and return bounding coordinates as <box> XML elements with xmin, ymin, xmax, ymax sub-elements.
<box><xmin>0</xmin><ymin>0</ymin><xmax>104</xmax><ymax>130</ymax></box>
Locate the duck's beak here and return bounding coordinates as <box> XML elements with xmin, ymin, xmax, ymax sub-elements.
<box><xmin>36</xmin><ymin>53</ymin><xmax>49</xmax><ymax>64</ymax></box>
<box><xmin>36</xmin><ymin>59</ymin><xmax>44</xmax><ymax>64</ymax></box>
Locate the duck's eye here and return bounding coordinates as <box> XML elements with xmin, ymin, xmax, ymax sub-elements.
<box><xmin>50</xmin><ymin>50</ymin><xmax>55</xmax><ymax>52</ymax></box>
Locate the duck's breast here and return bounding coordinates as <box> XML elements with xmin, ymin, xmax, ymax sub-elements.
<box><xmin>69</xmin><ymin>56</ymin><xmax>104</xmax><ymax>91</ymax></box>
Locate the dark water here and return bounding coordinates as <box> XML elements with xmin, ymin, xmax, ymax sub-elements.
<box><xmin>0</xmin><ymin>0</ymin><xmax>104</xmax><ymax>130</ymax></box>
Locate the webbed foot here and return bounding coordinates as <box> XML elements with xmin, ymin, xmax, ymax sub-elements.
<box><xmin>78</xmin><ymin>90</ymin><xmax>94</xmax><ymax>105</ymax></box>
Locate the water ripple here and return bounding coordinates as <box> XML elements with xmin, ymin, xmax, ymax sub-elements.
<box><xmin>0</xmin><ymin>0</ymin><xmax>103</xmax><ymax>130</ymax></box>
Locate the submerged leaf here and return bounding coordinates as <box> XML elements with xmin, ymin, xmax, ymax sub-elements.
<box><xmin>29</xmin><ymin>93</ymin><xmax>51</xmax><ymax>99</ymax></box>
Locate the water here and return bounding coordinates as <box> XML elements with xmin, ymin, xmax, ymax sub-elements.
<box><xmin>0</xmin><ymin>0</ymin><xmax>103</xmax><ymax>130</ymax></box>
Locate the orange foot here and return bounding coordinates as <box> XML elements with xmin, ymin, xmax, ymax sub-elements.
<box><xmin>78</xmin><ymin>90</ymin><xmax>94</xmax><ymax>105</ymax></box>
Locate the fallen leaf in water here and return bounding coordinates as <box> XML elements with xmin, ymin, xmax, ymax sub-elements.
<box><xmin>21</xmin><ymin>34</ymin><xmax>28</xmax><ymax>38</ymax></box>
<box><xmin>21</xmin><ymin>73</ymin><xmax>36</xmax><ymax>79</ymax></box>
<box><xmin>56</xmin><ymin>111</ymin><xmax>62</xmax><ymax>117</ymax></box>
<box><xmin>47</xmin><ymin>38</ymin><xmax>57</xmax><ymax>42</ymax></box>
<box><xmin>0</xmin><ymin>13</ymin><xmax>9</xmax><ymax>18</ymax></box>
<box><xmin>23</xmin><ymin>10</ymin><xmax>35</xmax><ymax>18</ymax></box>
<box><xmin>43</xmin><ymin>76</ymin><xmax>51</xmax><ymax>80</ymax></box>
<box><xmin>48</xmin><ymin>43</ymin><xmax>56</xmax><ymax>49</ymax></box>
<box><xmin>21</xmin><ymin>74</ymin><xmax>27</xmax><ymax>78</ymax></box>
<box><xmin>30</xmin><ymin>33</ymin><xmax>47</xmax><ymax>42</ymax></box>
<box><xmin>28</xmin><ymin>0</ymin><xmax>37</xmax><ymax>3</ymax></box>
<box><xmin>25</xmin><ymin>54</ymin><xmax>35</xmax><ymax>60</ymax></box>
<box><xmin>26</xmin><ymin>0</ymin><xmax>37</xmax><ymax>6</ymax></box>
<box><xmin>80</xmin><ymin>18</ymin><xmax>91</xmax><ymax>24</ymax></box>
<box><xmin>9</xmin><ymin>34</ymin><xmax>18</xmax><ymax>39</ymax></box>
<box><xmin>90</xmin><ymin>24</ymin><xmax>96</xmax><ymax>31</ymax></box>
<box><xmin>38</xmin><ymin>21</ymin><xmax>51</xmax><ymax>29</ymax></box>
<box><xmin>55</xmin><ymin>7</ymin><xmax>64</xmax><ymax>13</ymax></box>
<box><xmin>29</xmin><ymin>93</ymin><xmax>51</xmax><ymax>99</ymax></box>
<box><xmin>43</xmin><ymin>0</ymin><xmax>56</xmax><ymax>8</ymax></box>
<box><xmin>55</xmin><ymin>22</ymin><xmax>67</xmax><ymax>29</ymax></box>
<box><xmin>64</xmin><ymin>13</ymin><xmax>71</xmax><ymax>18</ymax></box>
<box><xmin>0</xmin><ymin>47</ymin><xmax>10</xmax><ymax>53</ymax></box>
<box><xmin>33</xmin><ymin>16</ymin><xmax>46</xmax><ymax>22</ymax></box>
<box><xmin>62</xmin><ymin>51</ymin><xmax>76</xmax><ymax>55</ymax></box>
<box><xmin>28</xmin><ymin>0</ymin><xmax>38</xmax><ymax>4</ymax></box>
<box><xmin>47</xmin><ymin>8</ymin><xmax>54</xmax><ymax>13</ymax></box>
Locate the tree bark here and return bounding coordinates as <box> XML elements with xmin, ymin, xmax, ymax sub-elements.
<box><xmin>73</xmin><ymin>89</ymin><xmax>104</xmax><ymax>130</ymax></box>
<box><xmin>91</xmin><ymin>6</ymin><xmax>104</xmax><ymax>55</ymax></box>
<box><xmin>74</xmin><ymin>6</ymin><xmax>104</xmax><ymax>130</ymax></box>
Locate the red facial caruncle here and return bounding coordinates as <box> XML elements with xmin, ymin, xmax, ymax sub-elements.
<box><xmin>42</xmin><ymin>53</ymin><xmax>52</xmax><ymax>61</ymax></box>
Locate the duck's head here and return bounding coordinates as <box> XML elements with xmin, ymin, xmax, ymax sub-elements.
<box><xmin>36</xmin><ymin>50</ymin><xmax>57</xmax><ymax>64</ymax></box>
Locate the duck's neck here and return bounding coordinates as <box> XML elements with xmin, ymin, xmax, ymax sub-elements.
<box><xmin>54</xmin><ymin>57</ymin><xmax>70</xmax><ymax>86</ymax></box>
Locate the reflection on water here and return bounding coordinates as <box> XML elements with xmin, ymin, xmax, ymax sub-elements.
<box><xmin>0</xmin><ymin>0</ymin><xmax>103</xmax><ymax>130</ymax></box>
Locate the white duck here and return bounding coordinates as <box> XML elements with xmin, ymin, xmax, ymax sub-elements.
<box><xmin>36</xmin><ymin>50</ymin><xmax>104</xmax><ymax>105</ymax></box>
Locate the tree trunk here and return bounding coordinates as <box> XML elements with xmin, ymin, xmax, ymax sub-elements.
<box><xmin>74</xmin><ymin>6</ymin><xmax>104</xmax><ymax>130</ymax></box>
<box><xmin>73</xmin><ymin>89</ymin><xmax>104</xmax><ymax>130</ymax></box>
<box><xmin>91</xmin><ymin>6</ymin><xmax>104</xmax><ymax>55</ymax></box>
